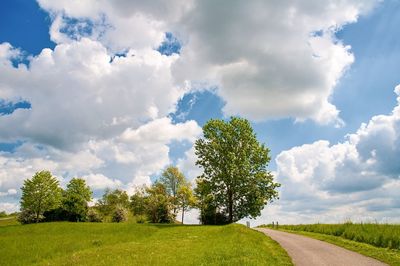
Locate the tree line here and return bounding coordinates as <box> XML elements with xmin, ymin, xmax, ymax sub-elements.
<box><xmin>17</xmin><ymin>117</ymin><xmax>280</xmax><ymax>225</ymax></box>
<box><xmin>18</xmin><ymin>166</ymin><xmax>195</xmax><ymax>224</ymax></box>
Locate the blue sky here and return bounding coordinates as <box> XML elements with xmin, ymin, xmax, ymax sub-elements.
<box><xmin>0</xmin><ymin>0</ymin><xmax>399</xmax><ymax>224</ymax></box>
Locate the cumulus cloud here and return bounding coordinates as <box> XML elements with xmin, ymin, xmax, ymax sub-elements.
<box><xmin>36</xmin><ymin>0</ymin><xmax>380</xmax><ymax>125</ymax></box>
<box><xmin>256</xmin><ymin>86</ymin><xmax>400</xmax><ymax>225</ymax></box>
<box><xmin>173</xmin><ymin>0</ymin><xmax>379</xmax><ymax>125</ymax></box>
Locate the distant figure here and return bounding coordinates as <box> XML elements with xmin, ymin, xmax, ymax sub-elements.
<box><xmin>276</xmin><ymin>221</ymin><xmax>279</xmax><ymax>228</ymax></box>
<box><xmin>246</xmin><ymin>221</ymin><xmax>250</xmax><ymax>228</ymax></box>
<box><xmin>272</xmin><ymin>221</ymin><xmax>275</xmax><ymax>228</ymax></box>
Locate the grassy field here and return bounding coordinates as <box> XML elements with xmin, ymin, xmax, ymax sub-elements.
<box><xmin>259</xmin><ymin>223</ymin><xmax>400</xmax><ymax>266</ymax></box>
<box><xmin>0</xmin><ymin>216</ymin><xmax>18</xmax><ymax>227</ymax></box>
<box><xmin>0</xmin><ymin>222</ymin><xmax>292</xmax><ymax>266</ymax></box>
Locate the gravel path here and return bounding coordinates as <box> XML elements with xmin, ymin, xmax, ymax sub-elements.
<box><xmin>255</xmin><ymin>228</ymin><xmax>387</xmax><ymax>266</ymax></box>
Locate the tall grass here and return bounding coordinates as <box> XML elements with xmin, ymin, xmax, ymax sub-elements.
<box><xmin>266</xmin><ymin>222</ymin><xmax>400</xmax><ymax>250</ymax></box>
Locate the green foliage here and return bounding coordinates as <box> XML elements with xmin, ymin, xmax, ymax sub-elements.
<box><xmin>96</xmin><ymin>189</ymin><xmax>130</xmax><ymax>217</ymax></box>
<box><xmin>266</xmin><ymin>223</ymin><xmax>400</xmax><ymax>250</ymax></box>
<box><xmin>0</xmin><ymin>223</ymin><xmax>293</xmax><ymax>265</ymax></box>
<box><xmin>87</xmin><ymin>208</ymin><xmax>102</xmax><ymax>222</ymax></box>
<box><xmin>17</xmin><ymin>209</ymin><xmax>37</xmax><ymax>224</ymax></box>
<box><xmin>159</xmin><ymin>166</ymin><xmax>186</xmax><ymax>214</ymax></box>
<box><xmin>195</xmin><ymin>117</ymin><xmax>280</xmax><ymax>223</ymax></box>
<box><xmin>130</xmin><ymin>187</ymin><xmax>147</xmax><ymax>216</ymax></box>
<box><xmin>144</xmin><ymin>183</ymin><xmax>175</xmax><ymax>223</ymax></box>
<box><xmin>176</xmin><ymin>182</ymin><xmax>196</xmax><ymax>224</ymax></box>
<box><xmin>20</xmin><ymin>170</ymin><xmax>62</xmax><ymax>223</ymax></box>
<box><xmin>135</xmin><ymin>214</ymin><xmax>147</xmax><ymax>224</ymax></box>
<box><xmin>111</xmin><ymin>207</ymin><xmax>128</xmax><ymax>223</ymax></box>
<box><xmin>62</xmin><ymin>178</ymin><xmax>92</xmax><ymax>221</ymax></box>
<box><xmin>0</xmin><ymin>211</ymin><xmax>7</xmax><ymax>218</ymax></box>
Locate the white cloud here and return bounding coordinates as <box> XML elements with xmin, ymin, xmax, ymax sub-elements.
<box><xmin>35</xmin><ymin>0</ymin><xmax>381</xmax><ymax>125</ymax></box>
<box><xmin>173</xmin><ymin>0</ymin><xmax>378</xmax><ymax>125</ymax></box>
<box><xmin>81</xmin><ymin>173</ymin><xmax>122</xmax><ymax>190</ymax></box>
<box><xmin>0</xmin><ymin>38</ymin><xmax>183</xmax><ymax>149</ymax></box>
<box><xmin>254</xmin><ymin>86</ymin><xmax>400</xmax><ymax>224</ymax></box>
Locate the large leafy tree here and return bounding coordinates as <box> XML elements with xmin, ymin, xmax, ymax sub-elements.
<box><xmin>159</xmin><ymin>166</ymin><xmax>185</xmax><ymax>214</ymax></box>
<box><xmin>62</xmin><ymin>178</ymin><xmax>92</xmax><ymax>221</ymax></box>
<box><xmin>20</xmin><ymin>170</ymin><xmax>62</xmax><ymax>223</ymax></box>
<box><xmin>195</xmin><ymin>117</ymin><xmax>280</xmax><ymax>223</ymax></box>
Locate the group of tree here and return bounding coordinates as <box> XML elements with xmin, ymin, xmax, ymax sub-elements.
<box><xmin>19</xmin><ymin>171</ymin><xmax>92</xmax><ymax>224</ymax></box>
<box><xmin>18</xmin><ymin>166</ymin><xmax>196</xmax><ymax>225</ymax></box>
<box><xmin>17</xmin><ymin>117</ymin><xmax>280</xmax><ymax>225</ymax></box>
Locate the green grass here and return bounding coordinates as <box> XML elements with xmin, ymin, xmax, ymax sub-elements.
<box><xmin>0</xmin><ymin>216</ymin><xmax>19</xmax><ymax>227</ymax></box>
<box><xmin>0</xmin><ymin>222</ymin><xmax>292</xmax><ymax>266</ymax></box>
<box><xmin>259</xmin><ymin>224</ymin><xmax>400</xmax><ymax>266</ymax></box>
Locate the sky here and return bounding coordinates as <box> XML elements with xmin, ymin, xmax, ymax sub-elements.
<box><xmin>0</xmin><ymin>0</ymin><xmax>399</xmax><ymax>225</ymax></box>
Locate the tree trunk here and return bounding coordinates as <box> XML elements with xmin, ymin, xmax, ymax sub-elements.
<box><xmin>36</xmin><ymin>211</ymin><xmax>40</xmax><ymax>223</ymax></box>
<box><xmin>181</xmin><ymin>207</ymin><xmax>185</xmax><ymax>224</ymax></box>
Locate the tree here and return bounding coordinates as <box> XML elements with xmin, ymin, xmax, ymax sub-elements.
<box><xmin>20</xmin><ymin>170</ymin><xmax>62</xmax><ymax>223</ymax></box>
<box><xmin>62</xmin><ymin>178</ymin><xmax>92</xmax><ymax>221</ymax></box>
<box><xmin>144</xmin><ymin>183</ymin><xmax>175</xmax><ymax>223</ymax></box>
<box><xmin>130</xmin><ymin>187</ymin><xmax>146</xmax><ymax>216</ymax></box>
<box><xmin>176</xmin><ymin>182</ymin><xmax>196</xmax><ymax>224</ymax></box>
<box><xmin>96</xmin><ymin>189</ymin><xmax>129</xmax><ymax>217</ymax></box>
<box><xmin>159</xmin><ymin>166</ymin><xmax>185</xmax><ymax>215</ymax></box>
<box><xmin>195</xmin><ymin>117</ymin><xmax>280</xmax><ymax>223</ymax></box>
<box><xmin>112</xmin><ymin>207</ymin><xmax>128</xmax><ymax>223</ymax></box>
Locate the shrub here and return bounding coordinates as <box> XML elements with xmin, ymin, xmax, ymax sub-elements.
<box><xmin>17</xmin><ymin>209</ymin><xmax>38</xmax><ymax>224</ymax></box>
<box><xmin>87</xmin><ymin>209</ymin><xmax>102</xmax><ymax>222</ymax></box>
<box><xmin>112</xmin><ymin>207</ymin><xmax>127</xmax><ymax>223</ymax></box>
<box><xmin>136</xmin><ymin>214</ymin><xmax>147</xmax><ymax>224</ymax></box>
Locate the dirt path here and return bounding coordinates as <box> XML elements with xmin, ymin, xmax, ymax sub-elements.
<box><xmin>255</xmin><ymin>228</ymin><xmax>387</xmax><ymax>266</ymax></box>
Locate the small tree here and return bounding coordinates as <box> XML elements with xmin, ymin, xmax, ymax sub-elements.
<box><xmin>195</xmin><ymin>117</ymin><xmax>280</xmax><ymax>223</ymax></box>
<box><xmin>62</xmin><ymin>178</ymin><xmax>92</xmax><ymax>221</ymax></box>
<box><xmin>130</xmin><ymin>187</ymin><xmax>146</xmax><ymax>216</ymax></box>
<box><xmin>87</xmin><ymin>208</ymin><xmax>102</xmax><ymax>222</ymax></box>
<box><xmin>20</xmin><ymin>170</ymin><xmax>62</xmax><ymax>223</ymax></box>
<box><xmin>159</xmin><ymin>166</ymin><xmax>185</xmax><ymax>215</ymax></box>
<box><xmin>177</xmin><ymin>183</ymin><xmax>196</xmax><ymax>224</ymax></box>
<box><xmin>97</xmin><ymin>189</ymin><xmax>129</xmax><ymax>217</ymax></box>
<box><xmin>112</xmin><ymin>207</ymin><xmax>127</xmax><ymax>223</ymax></box>
<box><xmin>144</xmin><ymin>183</ymin><xmax>175</xmax><ymax>223</ymax></box>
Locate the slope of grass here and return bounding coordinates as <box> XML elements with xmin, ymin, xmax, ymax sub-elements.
<box><xmin>0</xmin><ymin>216</ymin><xmax>19</xmax><ymax>227</ymax></box>
<box><xmin>0</xmin><ymin>222</ymin><xmax>292</xmax><ymax>266</ymax></box>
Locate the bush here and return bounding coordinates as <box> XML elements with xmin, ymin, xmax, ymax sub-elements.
<box><xmin>136</xmin><ymin>214</ymin><xmax>147</xmax><ymax>224</ymax></box>
<box><xmin>112</xmin><ymin>207</ymin><xmax>127</xmax><ymax>223</ymax></box>
<box><xmin>17</xmin><ymin>209</ymin><xmax>38</xmax><ymax>224</ymax></box>
<box><xmin>87</xmin><ymin>209</ymin><xmax>102</xmax><ymax>222</ymax></box>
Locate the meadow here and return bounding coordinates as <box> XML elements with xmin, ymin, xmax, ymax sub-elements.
<box><xmin>0</xmin><ymin>221</ymin><xmax>292</xmax><ymax>266</ymax></box>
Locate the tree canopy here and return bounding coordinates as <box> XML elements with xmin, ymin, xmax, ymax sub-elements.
<box><xmin>20</xmin><ymin>170</ymin><xmax>62</xmax><ymax>223</ymax></box>
<box><xmin>62</xmin><ymin>178</ymin><xmax>92</xmax><ymax>221</ymax></box>
<box><xmin>159</xmin><ymin>166</ymin><xmax>186</xmax><ymax>214</ymax></box>
<box><xmin>195</xmin><ymin>117</ymin><xmax>280</xmax><ymax>223</ymax></box>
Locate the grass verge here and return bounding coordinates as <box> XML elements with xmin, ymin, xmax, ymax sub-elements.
<box><xmin>270</xmin><ymin>228</ymin><xmax>400</xmax><ymax>266</ymax></box>
<box><xmin>0</xmin><ymin>222</ymin><xmax>292</xmax><ymax>266</ymax></box>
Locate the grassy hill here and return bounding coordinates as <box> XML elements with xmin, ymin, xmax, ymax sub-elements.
<box><xmin>0</xmin><ymin>222</ymin><xmax>292</xmax><ymax>266</ymax></box>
